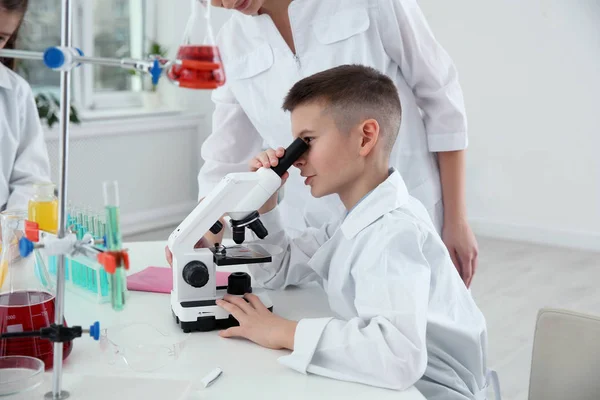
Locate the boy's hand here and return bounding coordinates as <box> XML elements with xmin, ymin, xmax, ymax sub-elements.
<box><xmin>249</xmin><ymin>147</ymin><xmax>289</xmax><ymax>214</ymax></box>
<box><xmin>250</xmin><ymin>147</ymin><xmax>285</xmax><ymax>171</ymax></box>
<box><xmin>217</xmin><ymin>293</ymin><xmax>297</xmax><ymax>350</ymax></box>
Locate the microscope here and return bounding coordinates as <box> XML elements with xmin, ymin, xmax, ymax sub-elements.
<box><xmin>168</xmin><ymin>138</ymin><xmax>308</xmax><ymax>332</ymax></box>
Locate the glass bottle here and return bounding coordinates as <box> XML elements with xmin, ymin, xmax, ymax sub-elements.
<box><xmin>28</xmin><ymin>182</ymin><xmax>58</xmax><ymax>234</ymax></box>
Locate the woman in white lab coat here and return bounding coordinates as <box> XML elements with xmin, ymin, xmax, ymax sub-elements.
<box><xmin>201</xmin><ymin>0</ymin><xmax>478</xmax><ymax>286</ymax></box>
<box><xmin>0</xmin><ymin>0</ymin><xmax>51</xmax><ymax>215</ymax></box>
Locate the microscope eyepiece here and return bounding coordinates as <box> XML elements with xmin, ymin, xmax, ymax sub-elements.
<box><xmin>271</xmin><ymin>137</ymin><xmax>309</xmax><ymax>177</ymax></box>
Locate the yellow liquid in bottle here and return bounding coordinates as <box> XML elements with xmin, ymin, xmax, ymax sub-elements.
<box><xmin>28</xmin><ymin>199</ymin><xmax>59</xmax><ymax>234</ymax></box>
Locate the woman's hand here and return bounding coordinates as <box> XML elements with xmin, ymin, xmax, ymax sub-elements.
<box><xmin>442</xmin><ymin>217</ymin><xmax>479</xmax><ymax>287</ymax></box>
<box><xmin>249</xmin><ymin>147</ymin><xmax>289</xmax><ymax>214</ymax></box>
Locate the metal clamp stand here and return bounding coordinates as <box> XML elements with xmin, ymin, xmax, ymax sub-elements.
<box><xmin>49</xmin><ymin>2</ymin><xmax>74</xmax><ymax>397</ymax></box>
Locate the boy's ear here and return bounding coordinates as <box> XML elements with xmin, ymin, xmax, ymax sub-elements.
<box><xmin>358</xmin><ymin>119</ymin><xmax>380</xmax><ymax>157</ymax></box>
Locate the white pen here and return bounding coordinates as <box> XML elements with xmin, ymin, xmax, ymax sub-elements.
<box><xmin>201</xmin><ymin>367</ymin><xmax>223</xmax><ymax>388</ymax></box>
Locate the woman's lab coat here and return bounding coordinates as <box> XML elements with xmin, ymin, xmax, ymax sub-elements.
<box><xmin>197</xmin><ymin>0</ymin><xmax>468</xmax><ymax>234</ymax></box>
<box><xmin>0</xmin><ymin>64</ymin><xmax>51</xmax><ymax>212</ymax></box>
<box><xmin>249</xmin><ymin>170</ymin><xmax>490</xmax><ymax>399</ymax></box>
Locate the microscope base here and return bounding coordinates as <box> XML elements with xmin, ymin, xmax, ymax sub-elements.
<box><xmin>172</xmin><ymin>288</ymin><xmax>273</xmax><ymax>333</ymax></box>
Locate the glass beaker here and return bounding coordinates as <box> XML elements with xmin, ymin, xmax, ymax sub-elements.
<box><xmin>0</xmin><ymin>356</ymin><xmax>45</xmax><ymax>398</ymax></box>
<box><xmin>0</xmin><ymin>210</ymin><xmax>72</xmax><ymax>370</ymax></box>
<box><xmin>167</xmin><ymin>0</ymin><xmax>226</xmax><ymax>89</ymax></box>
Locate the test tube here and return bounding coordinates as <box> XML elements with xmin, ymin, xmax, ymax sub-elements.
<box><xmin>67</xmin><ymin>205</ymin><xmax>77</xmax><ymax>232</ymax></box>
<box><xmin>83</xmin><ymin>207</ymin><xmax>91</xmax><ymax>233</ymax></box>
<box><xmin>104</xmin><ymin>182</ymin><xmax>122</xmax><ymax>250</ymax></box>
<box><xmin>103</xmin><ymin>181</ymin><xmax>126</xmax><ymax>311</ymax></box>
<box><xmin>89</xmin><ymin>212</ymin><xmax>97</xmax><ymax>238</ymax></box>
<box><xmin>93</xmin><ymin>212</ymin><xmax>104</xmax><ymax>243</ymax></box>
<box><xmin>66</xmin><ymin>201</ymin><xmax>73</xmax><ymax>227</ymax></box>
<box><xmin>76</xmin><ymin>208</ymin><xmax>84</xmax><ymax>226</ymax></box>
<box><xmin>76</xmin><ymin>224</ymin><xmax>84</xmax><ymax>240</ymax></box>
<box><xmin>100</xmin><ymin>218</ymin><xmax>107</xmax><ymax>244</ymax></box>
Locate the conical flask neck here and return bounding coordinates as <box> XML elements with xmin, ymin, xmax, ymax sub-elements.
<box><xmin>1</xmin><ymin>210</ymin><xmax>51</xmax><ymax>295</ymax></box>
<box><xmin>182</xmin><ymin>0</ymin><xmax>215</xmax><ymax>46</ymax></box>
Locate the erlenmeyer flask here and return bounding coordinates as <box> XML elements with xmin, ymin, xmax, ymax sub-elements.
<box><xmin>0</xmin><ymin>210</ymin><xmax>72</xmax><ymax>370</ymax></box>
<box><xmin>167</xmin><ymin>0</ymin><xmax>226</xmax><ymax>89</ymax></box>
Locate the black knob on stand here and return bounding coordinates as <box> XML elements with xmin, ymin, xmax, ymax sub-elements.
<box><xmin>227</xmin><ymin>272</ymin><xmax>252</xmax><ymax>295</ymax></box>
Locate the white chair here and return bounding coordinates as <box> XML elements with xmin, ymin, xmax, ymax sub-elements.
<box><xmin>528</xmin><ymin>308</ymin><xmax>600</xmax><ymax>400</ymax></box>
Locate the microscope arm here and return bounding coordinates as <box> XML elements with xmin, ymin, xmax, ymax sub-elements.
<box><xmin>167</xmin><ymin>167</ymin><xmax>280</xmax><ymax>253</ymax></box>
<box><xmin>167</xmin><ymin>137</ymin><xmax>309</xmax><ymax>257</ymax></box>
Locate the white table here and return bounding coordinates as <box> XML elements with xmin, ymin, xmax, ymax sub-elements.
<box><xmin>35</xmin><ymin>241</ymin><xmax>426</xmax><ymax>400</ymax></box>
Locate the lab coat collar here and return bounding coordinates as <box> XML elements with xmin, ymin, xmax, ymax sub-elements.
<box><xmin>340</xmin><ymin>169</ymin><xmax>410</xmax><ymax>239</ymax></box>
<box><xmin>0</xmin><ymin>64</ymin><xmax>13</xmax><ymax>89</ymax></box>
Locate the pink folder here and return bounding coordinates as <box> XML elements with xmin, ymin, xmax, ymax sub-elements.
<box><xmin>127</xmin><ymin>266</ymin><xmax>231</xmax><ymax>294</ymax></box>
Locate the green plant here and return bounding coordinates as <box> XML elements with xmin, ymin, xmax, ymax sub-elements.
<box><xmin>148</xmin><ymin>40</ymin><xmax>169</xmax><ymax>59</ymax></box>
<box><xmin>130</xmin><ymin>40</ymin><xmax>168</xmax><ymax>92</ymax></box>
<box><xmin>35</xmin><ymin>93</ymin><xmax>81</xmax><ymax>128</ymax></box>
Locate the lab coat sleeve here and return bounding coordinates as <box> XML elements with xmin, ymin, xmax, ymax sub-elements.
<box><xmin>7</xmin><ymin>84</ymin><xmax>51</xmax><ymax>210</ymax></box>
<box><xmin>278</xmin><ymin>222</ymin><xmax>431</xmax><ymax>390</ymax></box>
<box><xmin>247</xmin><ymin>207</ymin><xmax>335</xmax><ymax>290</ymax></box>
<box><xmin>379</xmin><ymin>0</ymin><xmax>468</xmax><ymax>152</ymax></box>
<box><xmin>197</xmin><ymin>84</ymin><xmax>264</xmax><ymax>199</ymax></box>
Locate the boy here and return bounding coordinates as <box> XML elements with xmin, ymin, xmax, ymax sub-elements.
<box><xmin>215</xmin><ymin>65</ymin><xmax>495</xmax><ymax>399</ymax></box>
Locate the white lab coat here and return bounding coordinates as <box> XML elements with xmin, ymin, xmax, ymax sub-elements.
<box><xmin>0</xmin><ymin>64</ymin><xmax>51</xmax><ymax>213</ymax></box>
<box><xmin>249</xmin><ymin>170</ymin><xmax>490</xmax><ymax>399</ymax></box>
<box><xmin>198</xmin><ymin>0</ymin><xmax>468</xmax><ymax>234</ymax></box>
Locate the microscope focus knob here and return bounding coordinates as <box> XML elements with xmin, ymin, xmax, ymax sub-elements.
<box><xmin>182</xmin><ymin>261</ymin><xmax>210</xmax><ymax>288</ymax></box>
<box><xmin>227</xmin><ymin>272</ymin><xmax>252</xmax><ymax>295</ymax></box>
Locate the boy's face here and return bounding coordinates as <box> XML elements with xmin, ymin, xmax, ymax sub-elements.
<box><xmin>290</xmin><ymin>103</ymin><xmax>362</xmax><ymax>199</ymax></box>
<box><xmin>210</xmin><ymin>0</ymin><xmax>265</xmax><ymax>15</ymax></box>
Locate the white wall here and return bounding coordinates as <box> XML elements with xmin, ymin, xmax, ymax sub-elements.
<box><xmin>45</xmin><ymin>114</ymin><xmax>203</xmax><ymax>236</ymax></box>
<box><xmin>419</xmin><ymin>0</ymin><xmax>600</xmax><ymax>251</ymax></box>
<box><xmin>158</xmin><ymin>2</ymin><xmax>600</xmax><ymax>251</ymax></box>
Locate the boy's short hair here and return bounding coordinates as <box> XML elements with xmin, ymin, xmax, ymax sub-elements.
<box><xmin>282</xmin><ymin>64</ymin><xmax>402</xmax><ymax>153</ymax></box>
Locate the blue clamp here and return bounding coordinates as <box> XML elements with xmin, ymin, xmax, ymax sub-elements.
<box><xmin>150</xmin><ymin>59</ymin><xmax>162</xmax><ymax>86</ymax></box>
<box><xmin>75</xmin><ymin>48</ymin><xmax>84</xmax><ymax>66</ymax></box>
<box><xmin>89</xmin><ymin>321</ymin><xmax>101</xmax><ymax>341</ymax></box>
<box><xmin>43</xmin><ymin>47</ymin><xmax>84</xmax><ymax>70</ymax></box>
<box><xmin>102</xmin><ymin>235</ymin><xmax>107</xmax><ymax>248</ymax></box>
<box><xmin>43</xmin><ymin>47</ymin><xmax>65</xmax><ymax>69</ymax></box>
<box><xmin>19</xmin><ymin>237</ymin><xmax>34</xmax><ymax>258</ymax></box>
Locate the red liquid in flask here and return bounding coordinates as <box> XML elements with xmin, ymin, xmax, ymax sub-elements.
<box><xmin>168</xmin><ymin>45</ymin><xmax>226</xmax><ymax>88</ymax></box>
<box><xmin>0</xmin><ymin>290</ymin><xmax>73</xmax><ymax>370</ymax></box>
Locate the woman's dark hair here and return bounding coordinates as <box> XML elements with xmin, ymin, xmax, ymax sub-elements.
<box><xmin>0</xmin><ymin>0</ymin><xmax>29</xmax><ymax>70</ymax></box>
